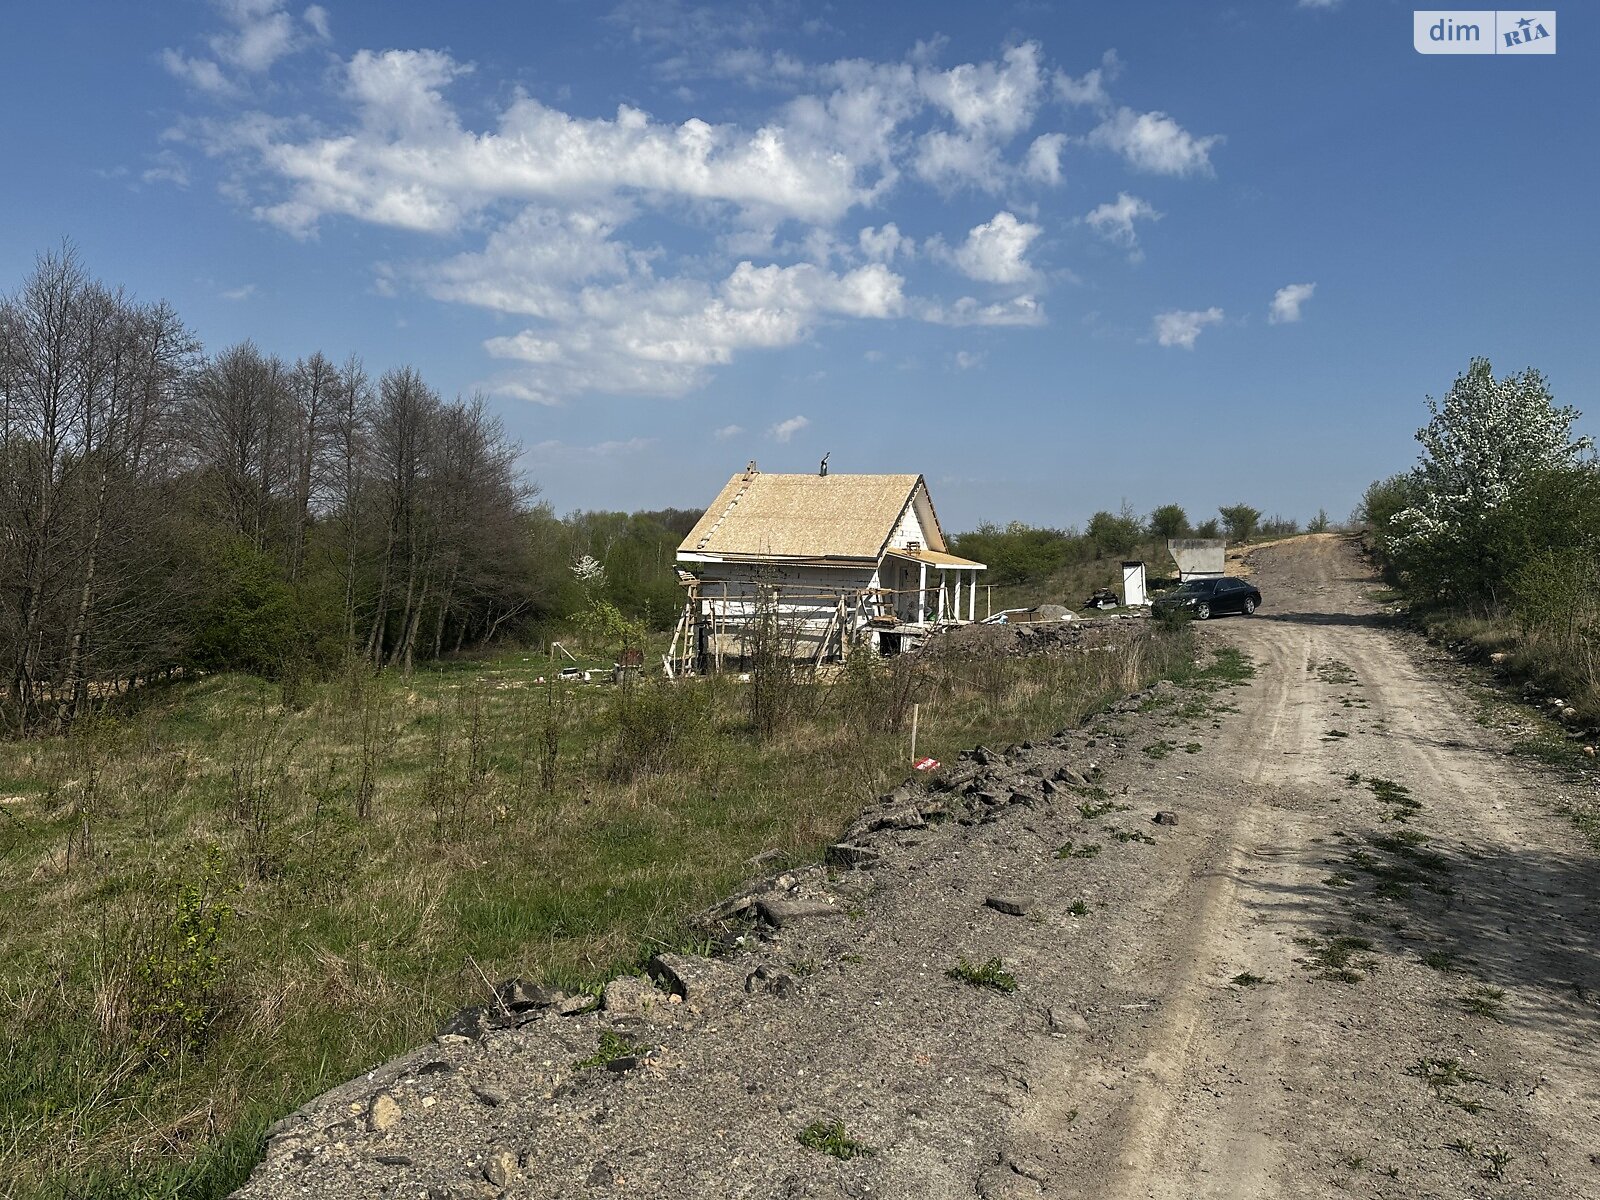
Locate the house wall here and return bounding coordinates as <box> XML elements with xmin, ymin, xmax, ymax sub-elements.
<box><xmin>686</xmin><ymin>562</ymin><xmax>875</xmax><ymax>662</ymax></box>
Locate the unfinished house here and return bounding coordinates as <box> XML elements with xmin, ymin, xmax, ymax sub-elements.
<box><xmin>668</xmin><ymin>463</ymin><xmax>986</xmax><ymax>674</ymax></box>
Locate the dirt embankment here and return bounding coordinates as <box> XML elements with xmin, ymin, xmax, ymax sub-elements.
<box><xmin>239</xmin><ymin>535</ymin><xmax>1600</xmax><ymax>1200</ymax></box>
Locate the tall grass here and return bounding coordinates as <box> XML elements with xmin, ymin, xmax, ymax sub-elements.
<box><xmin>0</xmin><ymin>625</ymin><xmax>1193</xmax><ymax>1198</ymax></box>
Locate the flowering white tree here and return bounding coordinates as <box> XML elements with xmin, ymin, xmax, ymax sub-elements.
<box><xmin>1394</xmin><ymin>359</ymin><xmax>1589</xmax><ymax>541</ymax></box>
<box><xmin>1392</xmin><ymin>359</ymin><xmax>1591</xmax><ymax>596</ymax></box>
<box><xmin>570</xmin><ymin>554</ymin><xmax>606</xmax><ymax>590</ymax></box>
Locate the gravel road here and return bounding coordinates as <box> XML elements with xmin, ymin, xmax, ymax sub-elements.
<box><xmin>237</xmin><ymin>534</ymin><xmax>1600</xmax><ymax>1200</ymax></box>
<box><xmin>1019</xmin><ymin>532</ymin><xmax>1600</xmax><ymax>1199</ymax></box>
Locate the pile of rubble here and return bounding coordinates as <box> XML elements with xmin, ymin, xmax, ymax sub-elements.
<box><xmin>922</xmin><ymin>612</ymin><xmax>1146</xmax><ymax>660</ymax></box>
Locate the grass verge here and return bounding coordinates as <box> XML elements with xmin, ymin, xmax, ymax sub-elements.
<box><xmin>0</xmin><ymin>623</ymin><xmax>1195</xmax><ymax>1196</ymax></box>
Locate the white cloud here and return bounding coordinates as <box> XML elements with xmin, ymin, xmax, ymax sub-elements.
<box><xmin>713</xmin><ymin>424</ymin><xmax>745</xmax><ymax>440</ymax></box>
<box><xmin>954</xmin><ymin>350</ymin><xmax>985</xmax><ymax>370</ymax></box>
<box><xmin>1298</xmin><ymin>0</ymin><xmax>1342</xmax><ymax>8</ymax></box>
<box><xmin>918</xmin><ymin>42</ymin><xmax>1046</xmax><ymax>140</ymax></box>
<box><xmin>912</xmin><ymin>129</ymin><xmax>1005</xmax><ymax>191</ymax></box>
<box><xmin>1024</xmin><ymin>133</ymin><xmax>1066</xmax><ymax>185</ymax></box>
<box><xmin>921</xmin><ymin>294</ymin><xmax>1045</xmax><ymax>327</ymax></box>
<box><xmin>166</xmin><ymin>25</ymin><xmax>1226</xmax><ymax>401</ymax></box>
<box><xmin>243</xmin><ymin>50</ymin><xmax>885</xmax><ymax>235</ymax></box>
<box><xmin>858</xmin><ymin>222</ymin><xmax>912</xmax><ymax>262</ymax></box>
<box><xmin>525</xmin><ymin>437</ymin><xmax>653</xmax><ymax>458</ymax></box>
<box><xmin>770</xmin><ymin>415</ymin><xmax>810</xmax><ymax>442</ymax></box>
<box><xmin>1088</xmin><ymin>107</ymin><xmax>1221</xmax><ymax>177</ymax></box>
<box><xmin>454</xmin><ymin>212</ymin><xmax>906</xmax><ymax>401</ymax></box>
<box><xmin>162</xmin><ymin>0</ymin><xmax>326</xmax><ymax>94</ymax></box>
<box><xmin>141</xmin><ymin>149</ymin><xmax>191</xmax><ymax>187</ymax></box>
<box><xmin>1269</xmin><ymin>281</ymin><xmax>1316</xmax><ymax>324</ymax></box>
<box><xmin>1084</xmin><ymin>192</ymin><xmax>1161</xmax><ymax>259</ymax></box>
<box><xmin>944</xmin><ymin>211</ymin><xmax>1041</xmax><ymax>284</ymax></box>
<box><xmin>162</xmin><ymin>50</ymin><xmax>236</xmax><ymax>96</ymax></box>
<box><xmin>903</xmin><ymin>43</ymin><xmax>1060</xmax><ymax>191</ymax></box>
<box><xmin>303</xmin><ymin>5</ymin><xmax>331</xmax><ymax>39</ymax></box>
<box><xmin>1054</xmin><ymin>49</ymin><xmax>1121</xmax><ymax>106</ymax></box>
<box><xmin>1153</xmin><ymin>307</ymin><xmax>1224</xmax><ymax>349</ymax></box>
<box><xmin>220</xmin><ymin>283</ymin><xmax>257</xmax><ymax>300</ymax></box>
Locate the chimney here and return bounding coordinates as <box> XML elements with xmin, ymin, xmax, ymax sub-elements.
<box><xmin>744</xmin><ymin>459</ymin><xmax>758</xmax><ymax>479</ymax></box>
<box><xmin>819</xmin><ymin>452</ymin><xmax>830</xmax><ymax>477</ymax></box>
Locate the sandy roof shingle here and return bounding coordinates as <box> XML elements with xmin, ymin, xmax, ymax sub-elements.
<box><xmin>679</xmin><ymin>472</ymin><xmax>927</xmax><ymax>561</ymax></box>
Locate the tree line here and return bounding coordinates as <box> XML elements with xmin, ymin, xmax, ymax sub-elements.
<box><xmin>951</xmin><ymin>502</ymin><xmax>1323</xmax><ymax>587</ymax></box>
<box><xmin>0</xmin><ymin>248</ymin><xmax>695</xmax><ymax>737</ymax></box>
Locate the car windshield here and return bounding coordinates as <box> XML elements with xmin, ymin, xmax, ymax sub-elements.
<box><xmin>1176</xmin><ymin>580</ymin><xmax>1214</xmax><ymax>593</ymax></box>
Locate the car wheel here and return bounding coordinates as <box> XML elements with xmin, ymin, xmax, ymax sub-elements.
<box><xmin>1244</xmin><ymin>597</ymin><xmax>1256</xmax><ymax>615</ymax></box>
<box><xmin>1195</xmin><ymin>602</ymin><xmax>1211</xmax><ymax>620</ymax></box>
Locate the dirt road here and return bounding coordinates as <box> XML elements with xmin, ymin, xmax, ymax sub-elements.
<box><xmin>1016</xmin><ymin>533</ymin><xmax>1600</xmax><ymax>1199</ymax></box>
<box><xmin>239</xmin><ymin>535</ymin><xmax>1599</xmax><ymax>1200</ymax></box>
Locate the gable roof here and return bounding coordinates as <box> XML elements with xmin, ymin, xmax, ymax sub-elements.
<box><xmin>679</xmin><ymin>470</ymin><xmax>940</xmax><ymax>562</ymax></box>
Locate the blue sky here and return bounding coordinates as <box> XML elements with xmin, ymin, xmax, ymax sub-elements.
<box><xmin>2</xmin><ymin>2</ymin><xmax>1594</xmax><ymax>531</ymax></box>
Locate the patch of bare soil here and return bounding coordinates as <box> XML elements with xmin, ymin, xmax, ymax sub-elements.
<box><xmin>237</xmin><ymin>535</ymin><xmax>1600</xmax><ymax>1200</ymax></box>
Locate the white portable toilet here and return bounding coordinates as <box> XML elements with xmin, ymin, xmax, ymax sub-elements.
<box><xmin>1121</xmin><ymin>561</ymin><xmax>1148</xmax><ymax>607</ymax></box>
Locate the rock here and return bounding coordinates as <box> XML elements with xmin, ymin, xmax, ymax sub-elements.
<box><xmin>416</xmin><ymin>1059</ymin><xmax>453</xmax><ymax>1077</ymax></box>
<box><xmin>756</xmin><ymin>896</ymin><xmax>843</xmax><ymax>928</ymax></box>
<box><xmin>1047</xmin><ymin>1005</ymin><xmax>1090</xmax><ymax>1033</ymax></box>
<box><xmin>376</xmin><ymin>1154</ymin><xmax>415</xmax><ymax>1167</ymax></box>
<box><xmin>437</xmin><ymin>1005</ymin><xmax>495</xmax><ymax>1040</ymax></box>
<box><xmin>1054</xmin><ymin>767</ymin><xmax>1089</xmax><ymax>788</ymax></box>
<box><xmin>984</xmin><ymin>895</ymin><xmax>1033</xmax><ymax>917</ymax></box>
<box><xmin>745</xmin><ymin>848</ymin><xmax>785</xmax><ymax>869</ymax></box>
<box><xmin>483</xmin><ymin>1149</ymin><xmax>520</xmax><ymax>1189</ymax></box>
<box><xmin>745</xmin><ymin>965</ymin><xmax>802</xmax><ymax>998</ymax></box>
<box><xmin>876</xmin><ymin>807</ymin><xmax>927</xmax><ymax>831</ymax></box>
<box><xmin>469</xmin><ymin>1084</ymin><xmax>508</xmax><ymax>1107</ymax></box>
<box><xmin>935</xmin><ymin>764</ymin><xmax>983</xmax><ymax>792</ymax></box>
<box><xmin>586</xmin><ymin>1162</ymin><xmax>617</xmax><ymax>1188</ymax></box>
<box><xmin>555</xmin><ymin>994</ymin><xmax>597</xmax><ymax>1016</ymax></box>
<box><xmin>974</xmin><ymin>745</ymin><xmax>999</xmax><ymax>765</ymax></box>
<box><xmin>602</xmin><ymin>974</ymin><xmax>670</xmax><ymax>1020</ymax></box>
<box><xmin>495</xmin><ymin>977</ymin><xmax>558</xmax><ymax>1012</ymax></box>
<box><xmin>648</xmin><ymin>952</ymin><xmax>747</xmax><ymax>1013</ymax></box>
<box><xmin>1560</xmin><ymin>707</ymin><xmax>1582</xmax><ymax>724</ymax></box>
<box><xmin>977</xmin><ymin>1162</ymin><xmax>1045</xmax><ymax>1199</ymax></box>
<box><xmin>1152</xmin><ymin>811</ymin><xmax>1179</xmax><ymax>826</ymax></box>
<box><xmin>1584</xmin><ymin>745</ymin><xmax>1596</xmax><ymax>758</ymax></box>
<box><xmin>698</xmin><ymin>891</ymin><xmax>760</xmax><ymax>926</ymax></box>
<box><xmin>366</xmin><ymin>1090</ymin><xmax>402</xmax><ymax>1133</ymax></box>
<box><xmin>825</xmin><ymin>842</ymin><xmax>881</xmax><ymax>868</ymax></box>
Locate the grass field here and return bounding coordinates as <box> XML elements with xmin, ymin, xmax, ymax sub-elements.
<box><xmin>0</xmin><ymin>625</ymin><xmax>1193</xmax><ymax>1198</ymax></box>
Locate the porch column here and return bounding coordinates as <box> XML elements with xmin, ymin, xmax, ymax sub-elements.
<box><xmin>969</xmin><ymin>573</ymin><xmax>977</xmax><ymax>623</ymax></box>
<box><xmin>919</xmin><ymin>561</ymin><xmax>928</xmax><ymax>623</ymax></box>
<box><xmin>937</xmin><ymin>571</ymin><xmax>946</xmax><ymax>622</ymax></box>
